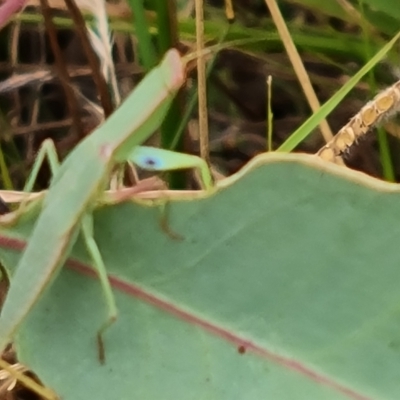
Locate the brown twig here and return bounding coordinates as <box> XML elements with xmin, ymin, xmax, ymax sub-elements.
<box><xmin>40</xmin><ymin>0</ymin><xmax>84</xmax><ymax>138</ymax></box>
<box><xmin>64</xmin><ymin>0</ymin><xmax>114</xmax><ymax>117</ymax></box>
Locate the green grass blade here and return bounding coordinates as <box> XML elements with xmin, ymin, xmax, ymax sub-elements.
<box><xmin>277</xmin><ymin>31</ymin><xmax>400</xmax><ymax>153</ymax></box>
<box><xmin>125</xmin><ymin>0</ymin><xmax>157</xmax><ymax>70</ymax></box>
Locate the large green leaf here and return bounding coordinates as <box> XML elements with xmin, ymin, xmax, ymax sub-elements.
<box><xmin>1</xmin><ymin>153</ymin><xmax>400</xmax><ymax>399</ymax></box>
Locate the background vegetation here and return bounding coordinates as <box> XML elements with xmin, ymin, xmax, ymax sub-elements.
<box><xmin>1</xmin><ymin>1</ymin><xmax>400</xmax><ymax>399</ymax></box>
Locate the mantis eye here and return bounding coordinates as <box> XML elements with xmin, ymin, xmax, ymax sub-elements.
<box><xmin>134</xmin><ymin>155</ymin><xmax>165</xmax><ymax>171</ymax></box>
<box><xmin>130</xmin><ymin>146</ymin><xmax>174</xmax><ymax>172</ymax></box>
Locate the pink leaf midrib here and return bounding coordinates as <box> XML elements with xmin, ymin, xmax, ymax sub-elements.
<box><xmin>0</xmin><ymin>234</ymin><xmax>372</xmax><ymax>400</ymax></box>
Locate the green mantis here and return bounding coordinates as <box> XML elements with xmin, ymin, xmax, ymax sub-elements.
<box><xmin>0</xmin><ymin>48</ymin><xmax>213</xmax><ymax>362</ymax></box>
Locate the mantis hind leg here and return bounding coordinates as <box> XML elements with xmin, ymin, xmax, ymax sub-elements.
<box><xmin>23</xmin><ymin>139</ymin><xmax>60</xmax><ymax>192</ymax></box>
<box><xmin>81</xmin><ymin>214</ymin><xmax>117</xmax><ymax>364</ymax></box>
<box><xmin>1</xmin><ymin>140</ymin><xmax>60</xmax><ymax>225</ymax></box>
